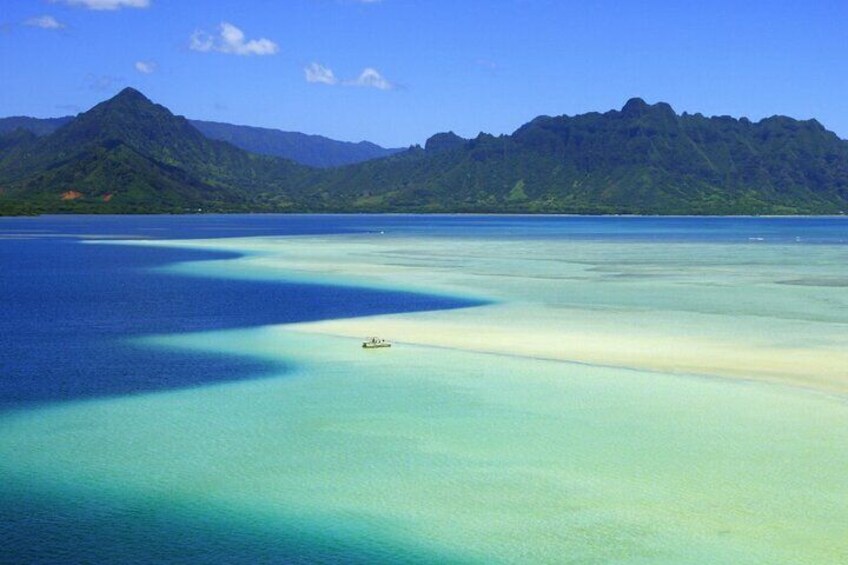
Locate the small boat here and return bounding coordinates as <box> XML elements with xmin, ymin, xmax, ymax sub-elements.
<box><xmin>362</xmin><ymin>337</ymin><xmax>392</xmax><ymax>349</ymax></box>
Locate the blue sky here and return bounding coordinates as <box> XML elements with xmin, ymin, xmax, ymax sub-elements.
<box><xmin>2</xmin><ymin>0</ymin><xmax>847</xmax><ymax>147</ymax></box>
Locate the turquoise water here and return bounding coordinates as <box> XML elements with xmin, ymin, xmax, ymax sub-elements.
<box><xmin>3</xmin><ymin>330</ymin><xmax>847</xmax><ymax>562</ymax></box>
<box><xmin>1</xmin><ymin>215</ymin><xmax>847</xmax><ymax>563</ymax></box>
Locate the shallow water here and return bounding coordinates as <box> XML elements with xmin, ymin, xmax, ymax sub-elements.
<box><xmin>3</xmin><ymin>329</ymin><xmax>847</xmax><ymax>562</ymax></box>
<box><xmin>139</xmin><ymin>229</ymin><xmax>848</xmax><ymax>391</ymax></box>
<box><xmin>2</xmin><ymin>215</ymin><xmax>847</xmax><ymax>563</ymax></box>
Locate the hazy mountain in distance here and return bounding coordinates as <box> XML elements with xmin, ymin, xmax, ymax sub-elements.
<box><xmin>190</xmin><ymin>120</ymin><xmax>404</xmax><ymax>168</ymax></box>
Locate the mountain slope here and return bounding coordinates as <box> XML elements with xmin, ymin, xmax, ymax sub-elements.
<box><xmin>2</xmin><ymin>91</ymin><xmax>847</xmax><ymax>215</ymax></box>
<box><xmin>301</xmin><ymin>98</ymin><xmax>848</xmax><ymax>214</ymax></box>
<box><xmin>190</xmin><ymin>120</ymin><xmax>403</xmax><ymax>168</ymax></box>
<box><xmin>0</xmin><ymin>116</ymin><xmax>73</xmax><ymax>137</ymax></box>
<box><xmin>0</xmin><ymin>88</ymin><xmax>309</xmax><ymax>213</ymax></box>
<box><xmin>0</xmin><ymin>114</ymin><xmax>402</xmax><ymax>168</ymax></box>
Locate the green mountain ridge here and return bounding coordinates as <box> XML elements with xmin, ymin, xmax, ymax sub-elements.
<box><xmin>0</xmin><ymin>88</ymin><xmax>310</xmax><ymax>213</ymax></box>
<box><xmin>0</xmin><ymin>114</ymin><xmax>402</xmax><ymax>169</ymax></box>
<box><xmin>1</xmin><ymin>89</ymin><xmax>847</xmax><ymax>215</ymax></box>
<box><xmin>304</xmin><ymin>97</ymin><xmax>847</xmax><ymax>214</ymax></box>
<box><xmin>0</xmin><ymin>116</ymin><xmax>74</xmax><ymax>137</ymax></box>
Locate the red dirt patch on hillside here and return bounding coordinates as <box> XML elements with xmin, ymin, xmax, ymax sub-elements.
<box><xmin>60</xmin><ymin>190</ymin><xmax>83</xmax><ymax>201</ymax></box>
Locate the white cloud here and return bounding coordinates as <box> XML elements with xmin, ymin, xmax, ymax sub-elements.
<box><xmin>25</xmin><ymin>15</ymin><xmax>65</xmax><ymax>29</ymax></box>
<box><xmin>189</xmin><ymin>30</ymin><xmax>214</xmax><ymax>52</ymax></box>
<box><xmin>190</xmin><ymin>22</ymin><xmax>278</xmax><ymax>56</ymax></box>
<box><xmin>54</xmin><ymin>0</ymin><xmax>150</xmax><ymax>10</ymax></box>
<box><xmin>134</xmin><ymin>60</ymin><xmax>156</xmax><ymax>74</ymax></box>
<box><xmin>306</xmin><ymin>64</ymin><xmax>395</xmax><ymax>90</ymax></box>
<box><xmin>347</xmin><ymin>67</ymin><xmax>393</xmax><ymax>90</ymax></box>
<box><xmin>305</xmin><ymin>63</ymin><xmax>337</xmax><ymax>85</ymax></box>
<box><xmin>218</xmin><ymin>22</ymin><xmax>278</xmax><ymax>55</ymax></box>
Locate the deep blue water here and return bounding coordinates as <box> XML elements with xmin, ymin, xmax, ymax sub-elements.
<box><xmin>1</xmin><ymin>213</ymin><xmax>846</xmax><ymax>242</ymax></box>
<box><xmin>0</xmin><ymin>218</ymin><xmax>485</xmax><ymax>410</ymax></box>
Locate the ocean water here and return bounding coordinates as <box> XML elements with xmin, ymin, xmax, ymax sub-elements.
<box><xmin>1</xmin><ymin>215</ymin><xmax>847</xmax><ymax>563</ymax></box>
<box><xmin>0</xmin><ymin>227</ymin><xmax>481</xmax><ymax>408</ymax></box>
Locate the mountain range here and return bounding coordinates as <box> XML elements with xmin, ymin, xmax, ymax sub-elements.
<box><xmin>0</xmin><ymin>114</ymin><xmax>402</xmax><ymax>169</ymax></box>
<box><xmin>1</xmin><ymin>88</ymin><xmax>847</xmax><ymax>215</ymax></box>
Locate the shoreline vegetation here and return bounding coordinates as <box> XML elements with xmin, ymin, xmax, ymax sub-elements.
<box><xmin>4</xmin><ymin>209</ymin><xmax>848</xmax><ymax>217</ymax></box>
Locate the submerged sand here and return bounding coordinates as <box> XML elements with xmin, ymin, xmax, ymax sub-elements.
<box><xmin>130</xmin><ymin>233</ymin><xmax>848</xmax><ymax>395</ymax></box>
<box><xmin>4</xmin><ymin>227</ymin><xmax>848</xmax><ymax>562</ymax></box>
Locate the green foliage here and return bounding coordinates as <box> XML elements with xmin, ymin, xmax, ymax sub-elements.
<box><xmin>0</xmin><ymin>114</ymin><xmax>402</xmax><ymax>169</ymax></box>
<box><xmin>507</xmin><ymin>179</ymin><xmax>528</xmax><ymax>202</ymax></box>
<box><xmin>0</xmin><ymin>116</ymin><xmax>73</xmax><ymax>137</ymax></box>
<box><xmin>1</xmin><ymin>91</ymin><xmax>847</xmax><ymax>216</ymax></box>
<box><xmin>0</xmin><ymin>88</ymin><xmax>311</xmax><ymax>214</ymax></box>
<box><xmin>301</xmin><ymin>98</ymin><xmax>848</xmax><ymax>214</ymax></box>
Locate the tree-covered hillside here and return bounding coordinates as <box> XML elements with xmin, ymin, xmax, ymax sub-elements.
<box><xmin>299</xmin><ymin>98</ymin><xmax>848</xmax><ymax>214</ymax></box>
<box><xmin>0</xmin><ymin>114</ymin><xmax>402</xmax><ymax>169</ymax></box>
<box><xmin>2</xmin><ymin>91</ymin><xmax>847</xmax><ymax>215</ymax></box>
<box><xmin>0</xmin><ymin>88</ymin><xmax>310</xmax><ymax>214</ymax></box>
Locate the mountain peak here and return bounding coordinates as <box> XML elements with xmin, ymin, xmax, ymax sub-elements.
<box><xmin>76</xmin><ymin>87</ymin><xmax>164</xmax><ymax>128</ymax></box>
<box><xmin>619</xmin><ymin>98</ymin><xmax>677</xmax><ymax>123</ymax></box>
<box><xmin>425</xmin><ymin>131</ymin><xmax>466</xmax><ymax>152</ymax></box>
<box><xmin>24</xmin><ymin>85</ymin><xmax>204</xmax><ymax>171</ymax></box>
<box><xmin>112</xmin><ymin>87</ymin><xmax>150</xmax><ymax>104</ymax></box>
<box><xmin>94</xmin><ymin>87</ymin><xmax>158</xmax><ymax>114</ymax></box>
<box><xmin>621</xmin><ymin>97</ymin><xmax>650</xmax><ymax>115</ymax></box>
